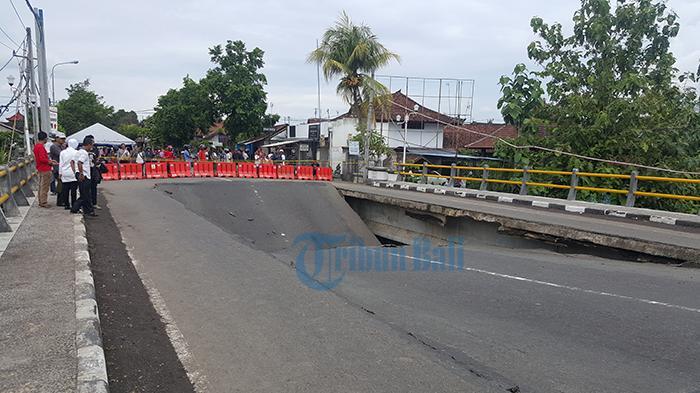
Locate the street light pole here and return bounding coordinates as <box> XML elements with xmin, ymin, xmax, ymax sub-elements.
<box><xmin>51</xmin><ymin>60</ymin><xmax>79</xmax><ymax>104</ymax></box>
<box><xmin>401</xmin><ymin>104</ymin><xmax>420</xmax><ymax>164</ymax></box>
<box><xmin>402</xmin><ymin>113</ymin><xmax>409</xmax><ymax>164</ymax></box>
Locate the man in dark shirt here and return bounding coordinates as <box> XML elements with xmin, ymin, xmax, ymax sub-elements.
<box><xmin>50</xmin><ymin>133</ymin><xmax>64</xmax><ymax>199</ymax></box>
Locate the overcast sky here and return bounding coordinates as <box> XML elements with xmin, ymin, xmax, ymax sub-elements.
<box><xmin>1</xmin><ymin>0</ymin><xmax>699</xmax><ymax>124</ymax></box>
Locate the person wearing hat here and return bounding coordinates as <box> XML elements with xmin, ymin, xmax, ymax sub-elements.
<box><xmin>163</xmin><ymin>145</ymin><xmax>174</xmax><ymax>160</ymax></box>
<box><xmin>50</xmin><ymin>132</ymin><xmax>65</xmax><ymax>197</ymax></box>
<box><xmin>197</xmin><ymin>145</ymin><xmax>207</xmax><ymax>161</ymax></box>
<box><xmin>181</xmin><ymin>145</ymin><xmax>192</xmax><ymax>161</ymax></box>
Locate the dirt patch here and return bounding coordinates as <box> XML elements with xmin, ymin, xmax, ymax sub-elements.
<box><xmin>85</xmin><ymin>194</ymin><xmax>194</xmax><ymax>393</ymax></box>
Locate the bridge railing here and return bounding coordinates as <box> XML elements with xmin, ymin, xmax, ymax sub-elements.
<box><xmin>0</xmin><ymin>157</ymin><xmax>37</xmax><ymax>232</ymax></box>
<box><xmin>396</xmin><ymin>162</ymin><xmax>700</xmax><ymax>209</ymax></box>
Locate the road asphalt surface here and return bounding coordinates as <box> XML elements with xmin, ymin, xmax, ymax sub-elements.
<box><xmin>98</xmin><ymin>178</ymin><xmax>700</xmax><ymax>393</ymax></box>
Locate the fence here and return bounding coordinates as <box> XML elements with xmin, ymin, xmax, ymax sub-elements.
<box><xmin>0</xmin><ymin>157</ymin><xmax>36</xmax><ymax>232</ymax></box>
<box><xmin>101</xmin><ymin>161</ymin><xmax>333</xmax><ymax>182</ymax></box>
<box><xmin>397</xmin><ymin>163</ymin><xmax>700</xmax><ymax>210</ymax></box>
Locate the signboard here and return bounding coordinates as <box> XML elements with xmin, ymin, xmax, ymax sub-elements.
<box><xmin>49</xmin><ymin>106</ymin><xmax>58</xmax><ymax>134</ymax></box>
<box><xmin>348</xmin><ymin>140</ymin><xmax>360</xmax><ymax>156</ymax></box>
<box><xmin>299</xmin><ymin>143</ymin><xmax>310</xmax><ymax>152</ymax></box>
<box><xmin>308</xmin><ymin>124</ymin><xmax>320</xmax><ymax>141</ymax></box>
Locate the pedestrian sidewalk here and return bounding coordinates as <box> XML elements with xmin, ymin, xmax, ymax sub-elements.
<box><xmin>0</xmin><ymin>204</ymin><xmax>77</xmax><ymax>392</ymax></box>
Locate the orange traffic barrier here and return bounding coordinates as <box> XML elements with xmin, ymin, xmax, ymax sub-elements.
<box><xmin>238</xmin><ymin>162</ymin><xmax>258</xmax><ymax>178</ymax></box>
<box><xmin>145</xmin><ymin>162</ymin><xmax>169</xmax><ymax>179</ymax></box>
<box><xmin>277</xmin><ymin>165</ymin><xmax>296</xmax><ymax>180</ymax></box>
<box><xmin>120</xmin><ymin>163</ymin><xmax>144</xmax><ymax>180</ymax></box>
<box><xmin>193</xmin><ymin>161</ymin><xmax>215</xmax><ymax>177</ymax></box>
<box><xmin>102</xmin><ymin>163</ymin><xmax>120</xmax><ymax>180</ymax></box>
<box><xmin>259</xmin><ymin>164</ymin><xmax>277</xmax><ymax>179</ymax></box>
<box><xmin>169</xmin><ymin>161</ymin><xmax>191</xmax><ymax>178</ymax></box>
<box><xmin>217</xmin><ymin>162</ymin><xmax>237</xmax><ymax>177</ymax></box>
<box><xmin>316</xmin><ymin>167</ymin><xmax>332</xmax><ymax>181</ymax></box>
<box><xmin>297</xmin><ymin>166</ymin><xmax>315</xmax><ymax>180</ymax></box>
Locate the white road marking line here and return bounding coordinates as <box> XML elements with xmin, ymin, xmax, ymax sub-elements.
<box><xmin>123</xmin><ymin>248</ymin><xmax>211</xmax><ymax>392</ymax></box>
<box><xmin>565</xmin><ymin>205</ymin><xmax>586</xmax><ymax>214</ymax></box>
<box><xmin>606</xmin><ymin>210</ymin><xmax>627</xmax><ymax>218</ymax></box>
<box><xmin>393</xmin><ymin>254</ymin><xmax>700</xmax><ymax>314</ymax></box>
<box><xmin>650</xmin><ymin>215</ymin><xmax>677</xmax><ymax>225</ymax></box>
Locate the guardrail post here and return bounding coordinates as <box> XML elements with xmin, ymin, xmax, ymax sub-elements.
<box><xmin>567</xmin><ymin>168</ymin><xmax>579</xmax><ymax>201</ymax></box>
<box><xmin>448</xmin><ymin>163</ymin><xmax>456</xmax><ymax>187</ymax></box>
<box><xmin>520</xmin><ymin>166</ymin><xmax>530</xmax><ymax>195</ymax></box>
<box><xmin>421</xmin><ymin>163</ymin><xmax>428</xmax><ymax>184</ymax></box>
<box><xmin>0</xmin><ymin>166</ymin><xmax>12</xmax><ymax>231</ymax></box>
<box><xmin>19</xmin><ymin>161</ymin><xmax>34</xmax><ymax>198</ymax></box>
<box><xmin>9</xmin><ymin>164</ymin><xmax>29</xmax><ymax>207</ymax></box>
<box><xmin>2</xmin><ymin>164</ymin><xmax>20</xmax><ymax>218</ymax></box>
<box><xmin>479</xmin><ymin>165</ymin><xmax>489</xmax><ymax>191</ymax></box>
<box><xmin>625</xmin><ymin>171</ymin><xmax>638</xmax><ymax>207</ymax></box>
<box><xmin>26</xmin><ymin>159</ymin><xmax>36</xmax><ymax>188</ymax></box>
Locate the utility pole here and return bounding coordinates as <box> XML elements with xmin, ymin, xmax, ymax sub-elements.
<box><xmin>315</xmin><ymin>39</ymin><xmax>322</xmax><ymax>162</ymax></box>
<box><xmin>23</xmin><ymin>28</ymin><xmax>33</xmax><ymax>155</ymax></box>
<box><xmin>363</xmin><ymin>72</ymin><xmax>374</xmax><ymax>182</ymax></box>
<box><xmin>34</xmin><ymin>8</ymin><xmax>51</xmax><ymax>135</ymax></box>
<box><xmin>25</xmin><ymin>27</ymin><xmax>39</xmax><ymax>142</ymax></box>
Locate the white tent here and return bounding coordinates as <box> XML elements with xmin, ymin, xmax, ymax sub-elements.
<box><xmin>68</xmin><ymin>123</ymin><xmax>135</xmax><ymax>146</ymax></box>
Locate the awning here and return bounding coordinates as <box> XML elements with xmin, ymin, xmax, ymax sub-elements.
<box><xmin>262</xmin><ymin>139</ymin><xmax>310</xmax><ymax>148</ymax></box>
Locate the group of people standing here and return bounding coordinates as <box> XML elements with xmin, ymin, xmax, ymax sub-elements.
<box><xmin>33</xmin><ymin>131</ymin><xmax>101</xmax><ymax>217</ymax></box>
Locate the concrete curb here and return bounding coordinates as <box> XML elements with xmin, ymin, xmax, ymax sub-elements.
<box><xmin>74</xmin><ymin>215</ymin><xmax>109</xmax><ymax>393</ymax></box>
<box><xmin>372</xmin><ymin>182</ymin><xmax>700</xmax><ymax>230</ymax></box>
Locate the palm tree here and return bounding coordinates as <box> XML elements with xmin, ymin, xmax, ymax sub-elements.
<box><xmin>308</xmin><ymin>12</ymin><xmax>399</xmax><ymax>118</ymax></box>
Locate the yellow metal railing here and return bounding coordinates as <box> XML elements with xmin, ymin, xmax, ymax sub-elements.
<box><xmin>396</xmin><ymin>162</ymin><xmax>700</xmax><ymax>206</ymax></box>
<box><xmin>0</xmin><ymin>157</ymin><xmax>37</xmax><ymax>207</ymax></box>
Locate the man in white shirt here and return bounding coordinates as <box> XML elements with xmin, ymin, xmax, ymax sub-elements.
<box><xmin>70</xmin><ymin>137</ymin><xmax>96</xmax><ymax>217</ymax></box>
<box><xmin>58</xmin><ymin>138</ymin><xmax>79</xmax><ymax>210</ymax></box>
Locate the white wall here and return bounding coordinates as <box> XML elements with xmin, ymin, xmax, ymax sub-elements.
<box><xmin>328</xmin><ymin>117</ymin><xmax>359</xmax><ymax>169</ymax></box>
<box><xmin>324</xmin><ymin>117</ymin><xmax>444</xmax><ymax>169</ymax></box>
<box><xmin>380</xmin><ymin>122</ymin><xmax>443</xmax><ymax>149</ymax></box>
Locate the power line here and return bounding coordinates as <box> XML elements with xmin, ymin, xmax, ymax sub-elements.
<box><xmin>0</xmin><ymin>37</ymin><xmax>26</xmax><ymax>72</ymax></box>
<box><xmin>0</xmin><ymin>24</ymin><xmax>20</xmax><ymax>47</ymax></box>
<box><xmin>0</xmin><ymin>55</ymin><xmax>13</xmax><ymax>72</ymax></box>
<box><xmin>9</xmin><ymin>0</ymin><xmax>27</xmax><ymax>28</ymax></box>
<box><xmin>0</xmin><ymin>39</ymin><xmax>13</xmax><ymax>51</ymax></box>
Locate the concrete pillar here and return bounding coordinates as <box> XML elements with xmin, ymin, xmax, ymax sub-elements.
<box><xmin>625</xmin><ymin>171</ymin><xmax>638</xmax><ymax>207</ymax></box>
<box><xmin>479</xmin><ymin>165</ymin><xmax>489</xmax><ymax>191</ymax></box>
<box><xmin>520</xmin><ymin>167</ymin><xmax>530</xmax><ymax>196</ymax></box>
<box><xmin>448</xmin><ymin>163</ymin><xmax>456</xmax><ymax>187</ymax></box>
<box><xmin>567</xmin><ymin>168</ymin><xmax>579</xmax><ymax>201</ymax></box>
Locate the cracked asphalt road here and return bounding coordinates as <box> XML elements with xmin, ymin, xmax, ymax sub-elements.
<box><xmin>98</xmin><ymin>178</ymin><xmax>700</xmax><ymax>393</ymax></box>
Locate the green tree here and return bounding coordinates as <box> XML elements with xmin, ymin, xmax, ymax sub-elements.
<box><xmin>57</xmin><ymin>80</ymin><xmax>114</xmax><ymax>134</ymax></box>
<box><xmin>149</xmin><ymin>40</ymin><xmax>277</xmax><ymax>145</ymax></box>
<box><xmin>204</xmin><ymin>40</ymin><xmax>273</xmax><ymax>140</ymax></box>
<box><xmin>496</xmin><ymin>0</ymin><xmax>700</xmax><ymax>212</ymax></box>
<box><xmin>350</xmin><ymin>126</ymin><xmax>390</xmax><ymax>160</ymax></box>
<box><xmin>148</xmin><ymin>77</ymin><xmax>214</xmax><ymax>146</ymax></box>
<box><xmin>118</xmin><ymin>124</ymin><xmax>150</xmax><ymax>141</ymax></box>
<box><xmin>108</xmin><ymin>109</ymin><xmax>139</xmax><ymax>129</ymax></box>
<box><xmin>308</xmin><ymin>12</ymin><xmax>399</xmax><ymax>118</ymax></box>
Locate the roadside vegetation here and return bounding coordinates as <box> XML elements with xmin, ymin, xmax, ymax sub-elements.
<box><xmin>495</xmin><ymin>0</ymin><xmax>700</xmax><ymax>212</ymax></box>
